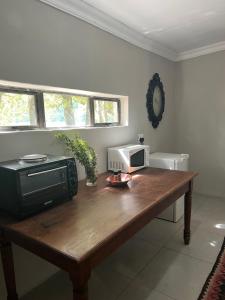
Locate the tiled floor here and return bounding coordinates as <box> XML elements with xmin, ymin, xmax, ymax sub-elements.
<box><xmin>22</xmin><ymin>194</ymin><xmax>225</xmax><ymax>300</ymax></box>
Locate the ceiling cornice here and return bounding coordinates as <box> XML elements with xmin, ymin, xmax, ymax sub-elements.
<box><xmin>39</xmin><ymin>0</ymin><xmax>177</xmax><ymax>61</ymax></box>
<box><xmin>176</xmin><ymin>41</ymin><xmax>225</xmax><ymax>61</ymax></box>
<box><xmin>39</xmin><ymin>0</ymin><xmax>225</xmax><ymax>62</ymax></box>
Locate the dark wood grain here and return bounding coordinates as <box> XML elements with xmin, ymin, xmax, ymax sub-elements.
<box><xmin>0</xmin><ymin>234</ymin><xmax>18</xmax><ymax>300</ymax></box>
<box><xmin>70</xmin><ymin>262</ymin><xmax>90</xmax><ymax>300</ymax></box>
<box><xmin>184</xmin><ymin>180</ymin><xmax>193</xmax><ymax>245</ymax></box>
<box><xmin>0</xmin><ymin>167</ymin><xmax>197</xmax><ymax>300</ymax></box>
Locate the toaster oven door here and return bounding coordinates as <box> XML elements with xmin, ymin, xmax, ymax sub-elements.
<box><xmin>19</xmin><ymin>163</ymin><xmax>69</xmax><ymax>214</ymax></box>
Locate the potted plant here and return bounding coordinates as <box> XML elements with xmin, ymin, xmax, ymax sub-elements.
<box><xmin>56</xmin><ymin>133</ymin><xmax>97</xmax><ymax>186</ymax></box>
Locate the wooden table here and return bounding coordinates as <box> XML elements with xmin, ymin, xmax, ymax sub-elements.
<box><xmin>0</xmin><ymin>168</ymin><xmax>197</xmax><ymax>300</ymax></box>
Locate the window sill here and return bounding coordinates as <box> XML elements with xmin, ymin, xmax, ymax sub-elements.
<box><xmin>0</xmin><ymin>125</ymin><xmax>128</xmax><ymax>135</ymax></box>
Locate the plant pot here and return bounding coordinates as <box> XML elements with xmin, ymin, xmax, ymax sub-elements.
<box><xmin>86</xmin><ymin>179</ymin><xmax>97</xmax><ymax>186</ymax></box>
<box><xmin>85</xmin><ymin>168</ymin><xmax>97</xmax><ymax>186</ymax></box>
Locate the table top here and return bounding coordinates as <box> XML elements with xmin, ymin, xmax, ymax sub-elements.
<box><xmin>0</xmin><ymin>168</ymin><xmax>197</xmax><ymax>264</ymax></box>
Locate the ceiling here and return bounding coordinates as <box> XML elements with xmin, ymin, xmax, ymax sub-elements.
<box><xmin>40</xmin><ymin>0</ymin><xmax>225</xmax><ymax>61</ymax></box>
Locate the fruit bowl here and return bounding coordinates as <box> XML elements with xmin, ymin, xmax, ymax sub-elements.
<box><xmin>106</xmin><ymin>173</ymin><xmax>132</xmax><ymax>187</ymax></box>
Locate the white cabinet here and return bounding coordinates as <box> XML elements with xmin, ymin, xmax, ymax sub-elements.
<box><xmin>149</xmin><ymin>153</ymin><xmax>189</xmax><ymax>222</ymax></box>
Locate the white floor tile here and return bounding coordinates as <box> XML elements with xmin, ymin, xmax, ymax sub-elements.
<box><xmin>101</xmin><ymin>238</ymin><xmax>161</xmax><ymax>279</ymax></box>
<box><xmin>92</xmin><ymin>259</ymin><xmax>131</xmax><ymax>299</ymax></box>
<box><xmin>22</xmin><ymin>272</ymin><xmax>72</xmax><ymax>300</ymax></box>
<box><xmin>166</xmin><ymin>225</ymin><xmax>223</xmax><ymax>263</ymax></box>
<box><xmin>134</xmin><ymin>248</ymin><xmax>212</xmax><ymax>300</ymax></box>
<box><xmin>134</xmin><ymin>218</ymin><xmax>183</xmax><ymax>247</ymax></box>
<box><xmin>90</xmin><ymin>268</ymin><xmax>129</xmax><ymax>300</ymax></box>
<box><xmin>192</xmin><ymin>196</ymin><xmax>225</xmax><ymax>236</ymax></box>
<box><xmin>118</xmin><ymin>280</ymin><xmax>174</xmax><ymax>300</ymax></box>
<box><xmin>22</xmin><ymin>266</ymin><xmax>130</xmax><ymax>300</ymax></box>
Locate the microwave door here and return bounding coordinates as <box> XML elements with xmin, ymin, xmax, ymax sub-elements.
<box><xmin>130</xmin><ymin>149</ymin><xmax>145</xmax><ymax>167</ymax></box>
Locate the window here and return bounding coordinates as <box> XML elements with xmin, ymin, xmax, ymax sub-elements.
<box><xmin>43</xmin><ymin>93</ymin><xmax>90</xmax><ymax>127</ymax></box>
<box><xmin>92</xmin><ymin>98</ymin><xmax>120</xmax><ymax>126</ymax></box>
<box><xmin>0</xmin><ymin>85</ymin><xmax>123</xmax><ymax>130</ymax></box>
<box><xmin>0</xmin><ymin>90</ymin><xmax>38</xmax><ymax>129</ymax></box>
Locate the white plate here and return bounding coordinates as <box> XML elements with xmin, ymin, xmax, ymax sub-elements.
<box><xmin>20</xmin><ymin>154</ymin><xmax>47</xmax><ymax>162</ymax></box>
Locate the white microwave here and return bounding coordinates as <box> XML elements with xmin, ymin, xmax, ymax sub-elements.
<box><xmin>108</xmin><ymin>144</ymin><xmax>150</xmax><ymax>173</ymax></box>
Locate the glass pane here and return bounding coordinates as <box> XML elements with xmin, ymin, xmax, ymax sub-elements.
<box><xmin>43</xmin><ymin>93</ymin><xmax>90</xmax><ymax>127</ymax></box>
<box><xmin>153</xmin><ymin>86</ymin><xmax>162</xmax><ymax>117</ymax></box>
<box><xmin>94</xmin><ymin>100</ymin><xmax>119</xmax><ymax>124</ymax></box>
<box><xmin>130</xmin><ymin>149</ymin><xmax>144</xmax><ymax>167</ymax></box>
<box><xmin>0</xmin><ymin>92</ymin><xmax>37</xmax><ymax>126</ymax></box>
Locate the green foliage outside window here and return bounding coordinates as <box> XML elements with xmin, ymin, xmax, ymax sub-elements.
<box><xmin>0</xmin><ymin>88</ymin><xmax>120</xmax><ymax>129</ymax></box>
<box><xmin>0</xmin><ymin>92</ymin><xmax>37</xmax><ymax>126</ymax></box>
<box><xmin>44</xmin><ymin>93</ymin><xmax>90</xmax><ymax>127</ymax></box>
<box><xmin>94</xmin><ymin>99</ymin><xmax>119</xmax><ymax>124</ymax></box>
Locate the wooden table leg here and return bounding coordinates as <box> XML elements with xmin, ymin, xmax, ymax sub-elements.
<box><xmin>69</xmin><ymin>267</ymin><xmax>91</xmax><ymax>300</ymax></box>
<box><xmin>0</xmin><ymin>236</ymin><xmax>18</xmax><ymax>300</ymax></box>
<box><xmin>72</xmin><ymin>282</ymin><xmax>88</xmax><ymax>300</ymax></box>
<box><xmin>184</xmin><ymin>180</ymin><xmax>193</xmax><ymax>245</ymax></box>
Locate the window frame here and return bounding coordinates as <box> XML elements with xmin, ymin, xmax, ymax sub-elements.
<box><xmin>0</xmin><ymin>87</ymin><xmax>45</xmax><ymax>131</ymax></box>
<box><xmin>90</xmin><ymin>97</ymin><xmax>121</xmax><ymax>127</ymax></box>
<box><xmin>0</xmin><ymin>87</ymin><xmax>121</xmax><ymax>131</ymax></box>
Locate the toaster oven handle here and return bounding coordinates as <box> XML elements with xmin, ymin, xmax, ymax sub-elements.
<box><xmin>27</xmin><ymin>166</ymin><xmax>67</xmax><ymax>177</ymax></box>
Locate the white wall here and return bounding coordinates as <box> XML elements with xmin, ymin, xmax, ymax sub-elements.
<box><xmin>0</xmin><ymin>0</ymin><xmax>176</xmax><ymax>298</ymax></box>
<box><xmin>175</xmin><ymin>50</ymin><xmax>225</xmax><ymax>197</ymax></box>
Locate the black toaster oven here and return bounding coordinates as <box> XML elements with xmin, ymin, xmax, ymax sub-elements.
<box><xmin>0</xmin><ymin>155</ymin><xmax>78</xmax><ymax>219</ymax></box>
